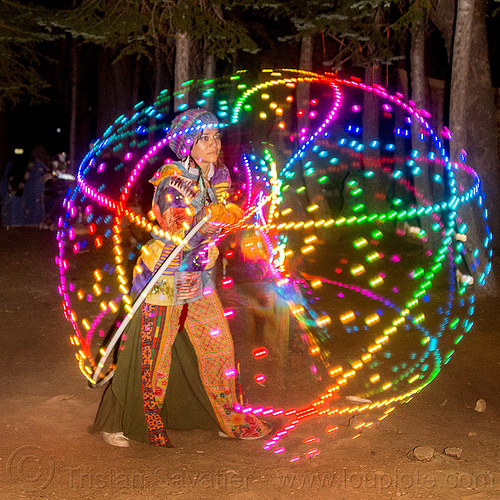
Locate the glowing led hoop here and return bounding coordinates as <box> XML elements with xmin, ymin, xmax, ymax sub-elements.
<box><xmin>58</xmin><ymin>68</ymin><xmax>491</xmax><ymax>463</ymax></box>
<box><xmin>92</xmin><ymin>213</ymin><xmax>211</xmax><ymax>385</ymax></box>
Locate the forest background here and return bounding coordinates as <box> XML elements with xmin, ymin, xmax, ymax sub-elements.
<box><xmin>1</xmin><ymin>0</ymin><xmax>499</xmax><ymax>264</ymax></box>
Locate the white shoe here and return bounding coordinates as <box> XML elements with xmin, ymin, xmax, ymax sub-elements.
<box><xmin>404</xmin><ymin>222</ymin><xmax>422</xmax><ymax>237</ymax></box>
<box><xmin>101</xmin><ymin>431</ymin><xmax>130</xmax><ymax>448</ymax></box>
<box><xmin>456</xmin><ymin>270</ymin><xmax>474</xmax><ymax>286</ymax></box>
<box><xmin>218</xmin><ymin>430</ymin><xmax>270</xmax><ymax>440</ymax></box>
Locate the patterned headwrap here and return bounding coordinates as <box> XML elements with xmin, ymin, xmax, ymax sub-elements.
<box><xmin>168</xmin><ymin>108</ymin><xmax>219</xmax><ymax>160</ymax></box>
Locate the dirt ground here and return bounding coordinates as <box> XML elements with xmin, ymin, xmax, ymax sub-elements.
<box><xmin>0</xmin><ymin>226</ymin><xmax>499</xmax><ymax>500</ymax></box>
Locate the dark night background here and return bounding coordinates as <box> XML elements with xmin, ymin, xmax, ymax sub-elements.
<box><xmin>0</xmin><ymin>3</ymin><xmax>499</xmax><ymax>498</ymax></box>
<box><xmin>1</xmin><ymin>1</ymin><xmax>499</xmax><ymax>174</ymax></box>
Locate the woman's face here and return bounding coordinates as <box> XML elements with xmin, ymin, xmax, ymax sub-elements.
<box><xmin>190</xmin><ymin>128</ymin><xmax>221</xmax><ymax>172</ymax></box>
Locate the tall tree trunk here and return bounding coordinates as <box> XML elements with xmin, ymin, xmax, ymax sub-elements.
<box><xmin>131</xmin><ymin>57</ymin><xmax>141</xmax><ymax>106</ymax></box>
<box><xmin>68</xmin><ymin>0</ymin><xmax>79</xmax><ymax>173</ymax></box>
<box><xmin>449</xmin><ymin>0</ymin><xmax>497</xmax><ymax>294</ymax></box>
<box><xmin>431</xmin><ymin>0</ymin><xmax>455</xmax><ymax>61</ymax></box>
<box><xmin>69</xmin><ymin>38</ymin><xmax>78</xmax><ymax>175</ymax></box>
<box><xmin>466</xmin><ymin>0</ymin><xmax>500</xmax><ymax>245</ymax></box>
<box><xmin>174</xmin><ymin>32</ymin><xmax>190</xmax><ymax>111</ymax></box>
<box><xmin>410</xmin><ymin>15</ymin><xmax>440</xmax><ymax>250</ymax></box>
<box><xmin>449</xmin><ymin>0</ymin><xmax>474</xmax><ymax>161</ymax></box>
<box><xmin>297</xmin><ymin>36</ymin><xmax>313</xmax><ymax>140</ymax></box>
<box><xmin>362</xmin><ymin>65</ymin><xmax>388</xmax><ymax>214</ymax></box>
<box><xmin>294</xmin><ymin>36</ymin><xmax>331</xmax><ymax>237</ymax></box>
<box><xmin>203</xmin><ymin>47</ymin><xmax>215</xmax><ymax>110</ymax></box>
<box><xmin>154</xmin><ymin>44</ymin><xmax>163</xmax><ymax>101</ymax></box>
<box><xmin>203</xmin><ymin>53</ymin><xmax>215</xmax><ymax>83</ymax></box>
<box><xmin>297</xmin><ymin>36</ymin><xmax>330</xmax><ymax>220</ymax></box>
<box><xmin>96</xmin><ymin>48</ymin><xmax>134</xmax><ymax>137</ymax></box>
<box><xmin>359</xmin><ymin>9</ymin><xmax>390</xmax><ymax>215</ymax></box>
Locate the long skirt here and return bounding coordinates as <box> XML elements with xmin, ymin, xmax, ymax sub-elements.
<box><xmin>93</xmin><ymin>292</ymin><xmax>270</xmax><ymax>446</ymax></box>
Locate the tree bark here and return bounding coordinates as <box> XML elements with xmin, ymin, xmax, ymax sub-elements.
<box><xmin>297</xmin><ymin>36</ymin><xmax>313</xmax><ymax>139</ymax></box>
<box><xmin>297</xmin><ymin>36</ymin><xmax>331</xmax><ymax>219</ymax></box>
<box><xmin>96</xmin><ymin>48</ymin><xmax>134</xmax><ymax>137</ymax></box>
<box><xmin>431</xmin><ymin>0</ymin><xmax>455</xmax><ymax>61</ymax></box>
<box><xmin>69</xmin><ymin>38</ymin><xmax>78</xmax><ymax>175</ymax></box>
<box><xmin>465</xmin><ymin>0</ymin><xmax>500</xmax><ymax>244</ymax></box>
<box><xmin>131</xmin><ymin>56</ymin><xmax>142</xmax><ymax>107</ymax></box>
<box><xmin>203</xmin><ymin>48</ymin><xmax>215</xmax><ymax>110</ymax></box>
<box><xmin>449</xmin><ymin>0</ymin><xmax>474</xmax><ymax>161</ymax></box>
<box><xmin>362</xmin><ymin>65</ymin><xmax>389</xmax><ymax>214</ymax></box>
<box><xmin>154</xmin><ymin>44</ymin><xmax>163</xmax><ymax>101</ymax></box>
<box><xmin>410</xmin><ymin>15</ymin><xmax>441</xmax><ymax>250</ymax></box>
<box><xmin>449</xmin><ymin>0</ymin><xmax>497</xmax><ymax>294</ymax></box>
<box><xmin>174</xmin><ymin>32</ymin><xmax>190</xmax><ymax>111</ymax></box>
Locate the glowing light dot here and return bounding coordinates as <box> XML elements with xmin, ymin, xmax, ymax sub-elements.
<box><xmin>365</xmin><ymin>314</ymin><xmax>380</xmax><ymax>326</ymax></box>
<box><xmin>315</xmin><ymin>316</ymin><xmax>331</xmax><ymax>327</ymax></box>
<box><xmin>351</xmin><ymin>264</ymin><xmax>365</xmax><ymax>276</ymax></box>
<box><xmin>328</xmin><ymin>366</ymin><xmax>343</xmax><ymax>377</ymax></box>
<box><xmin>253</xmin><ymin>347</ymin><xmax>268</xmax><ymax>359</ymax></box>
<box><xmin>221</xmin><ymin>278</ymin><xmax>233</xmax><ymax>288</ymax></box>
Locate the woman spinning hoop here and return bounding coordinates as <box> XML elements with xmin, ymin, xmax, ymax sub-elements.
<box><xmin>93</xmin><ymin>109</ymin><xmax>271</xmax><ymax>447</ymax></box>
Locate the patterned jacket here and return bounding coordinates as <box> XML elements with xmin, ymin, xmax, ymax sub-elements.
<box><xmin>132</xmin><ymin>158</ymin><xmax>230</xmax><ymax>305</ymax></box>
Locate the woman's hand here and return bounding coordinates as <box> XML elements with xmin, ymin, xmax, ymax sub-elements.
<box><xmin>225</xmin><ymin>203</ymin><xmax>244</xmax><ymax>223</ymax></box>
<box><xmin>205</xmin><ymin>203</ymin><xmax>243</xmax><ymax>225</ymax></box>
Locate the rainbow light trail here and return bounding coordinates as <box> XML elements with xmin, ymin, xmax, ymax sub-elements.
<box><xmin>57</xmin><ymin>69</ymin><xmax>492</xmax><ymax>462</ymax></box>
